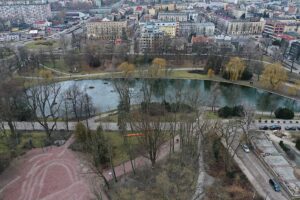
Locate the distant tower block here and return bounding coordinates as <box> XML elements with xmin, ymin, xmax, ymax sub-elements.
<box><xmin>95</xmin><ymin>0</ymin><xmax>101</xmax><ymax>7</ymax></box>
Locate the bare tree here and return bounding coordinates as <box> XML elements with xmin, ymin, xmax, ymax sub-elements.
<box><xmin>25</xmin><ymin>82</ymin><xmax>62</xmax><ymax>139</ymax></box>
<box><xmin>215</xmin><ymin>120</ymin><xmax>242</xmax><ymax>172</ymax></box>
<box><xmin>59</xmin><ymin>34</ymin><xmax>69</xmax><ymax>55</ymax></box>
<box><xmin>64</xmin><ymin>84</ymin><xmax>84</xmax><ymax>122</ymax></box>
<box><xmin>48</xmin><ymin>45</ymin><xmax>56</xmax><ymax>68</ymax></box>
<box><xmin>82</xmin><ymin>93</ymin><xmax>96</xmax><ymax>129</ymax></box>
<box><xmin>64</xmin><ymin>84</ymin><xmax>95</xmax><ymax>126</ymax></box>
<box><xmin>0</xmin><ymin>80</ymin><xmax>30</xmax><ymax>145</ymax></box>
<box><xmin>238</xmin><ymin>105</ymin><xmax>256</xmax><ymax>144</ymax></box>
<box><xmin>260</xmin><ymin>37</ymin><xmax>272</xmax><ymax>55</ymax></box>
<box><xmin>129</xmin><ymin>80</ymin><xmax>168</xmax><ymax>167</ymax></box>
<box><xmin>209</xmin><ymin>83</ymin><xmax>221</xmax><ymax>112</ymax></box>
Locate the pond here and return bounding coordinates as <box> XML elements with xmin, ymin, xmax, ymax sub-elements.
<box><xmin>58</xmin><ymin>79</ymin><xmax>300</xmax><ymax>113</ymax></box>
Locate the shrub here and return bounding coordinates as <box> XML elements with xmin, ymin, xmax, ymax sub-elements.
<box><xmin>232</xmin><ymin>105</ymin><xmax>245</xmax><ymax>117</ymax></box>
<box><xmin>296</xmin><ymin>139</ymin><xmax>300</xmax><ymax>151</ymax></box>
<box><xmin>275</xmin><ymin>107</ymin><xmax>294</xmax><ymax>119</ymax></box>
<box><xmin>75</xmin><ymin>122</ymin><xmax>88</xmax><ymax>143</ymax></box>
<box><xmin>218</xmin><ymin>105</ymin><xmax>244</xmax><ymax>118</ymax></box>
<box><xmin>222</xmin><ymin>69</ymin><xmax>253</xmax><ymax>81</ymax></box>
<box><xmin>218</xmin><ymin>106</ymin><xmax>233</xmax><ymax>118</ymax></box>
<box><xmin>141</xmin><ymin>102</ymin><xmax>166</xmax><ymax>116</ymax></box>
<box><xmin>90</xmin><ymin>126</ymin><xmax>109</xmax><ymax>166</ymax></box>
<box><xmin>240</xmin><ymin>69</ymin><xmax>253</xmax><ymax>80</ymax></box>
<box><xmin>141</xmin><ymin>101</ymin><xmax>193</xmax><ymax>116</ymax></box>
<box><xmin>0</xmin><ymin>153</ymin><xmax>10</xmax><ymax>173</ymax></box>
<box><xmin>279</xmin><ymin>140</ymin><xmax>290</xmax><ymax>152</ymax></box>
<box><xmin>168</xmin><ymin>102</ymin><xmax>193</xmax><ymax>113</ymax></box>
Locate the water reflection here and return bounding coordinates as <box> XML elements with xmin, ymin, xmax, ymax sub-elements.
<box><xmin>57</xmin><ymin>79</ymin><xmax>300</xmax><ymax>112</ymax></box>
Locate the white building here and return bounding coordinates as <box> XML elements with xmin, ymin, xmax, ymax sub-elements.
<box><xmin>138</xmin><ymin>23</ymin><xmax>164</xmax><ymax>53</ymax></box>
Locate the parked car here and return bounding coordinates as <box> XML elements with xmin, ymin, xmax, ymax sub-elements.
<box><xmin>297</xmin><ymin>126</ymin><xmax>300</xmax><ymax>131</ymax></box>
<box><xmin>285</xmin><ymin>126</ymin><xmax>297</xmax><ymax>131</ymax></box>
<box><xmin>241</xmin><ymin>144</ymin><xmax>250</xmax><ymax>153</ymax></box>
<box><xmin>269</xmin><ymin>125</ymin><xmax>281</xmax><ymax>130</ymax></box>
<box><xmin>259</xmin><ymin>125</ymin><xmax>268</xmax><ymax>130</ymax></box>
<box><xmin>269</xmin><ymin>179</ymin><xmax>280</xmax><ymax>192</ymax></box>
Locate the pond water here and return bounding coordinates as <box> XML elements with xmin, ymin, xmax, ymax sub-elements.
<box><xmin>58</xmin><ymin>79</ymin><xmax>300</xmax><ymax>113</ymax></box>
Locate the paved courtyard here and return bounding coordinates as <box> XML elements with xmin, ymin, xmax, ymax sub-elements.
<box><xmin>0</xmin><ymin>137</ymin><xmax>92</xmax><ymax>200</ymax></box>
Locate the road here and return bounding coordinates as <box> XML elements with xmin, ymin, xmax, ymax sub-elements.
<box><xmin>236</xmin><ymin>145</ymin><xmax>288</xmax><ymax>200</ymax></box>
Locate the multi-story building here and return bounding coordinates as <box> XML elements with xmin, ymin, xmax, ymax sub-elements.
<box><xmin>178</xmin><ymin>22</ymin><xmax>215</xmax><ymax>37</ymax></box>
<box><xmin>140</xmin><ymin>22</ymin><xmax>178</xmax><ymax>37</ymax></box>
<box><xmin>154</xmin><ymin>3</ymin><xmax>176</xmax><ymax>11</ymax></box>
<box><xmin>210</xmin><ymin>13</ymin><xmax>265</xmax><ymax>35</ymax></box>
<box><xmin>283</xmin><ymin>23</ymin><xmax>300</xmax><ymax>33</ymax></box>
<box><xmin>289</xmin><ymin>41</ymin><xmax>300</xmax><ymax>61</ymax></box>
<box><xmin>138</xmin><ymin>23</ymin><xmax>164</xmax><ymax>53</ymax></box>
<box><xmin>158</xmin><ymin>12</ymin><xmax>188</xmax><ymax>22</ymax></box>
<box><xmin>0</xmin><ymin>0</ymin><xmax>51</xmax><ymax>24</ymax></box>
<box><xmin>86</xmin><ymin>18</ymin><xmax>127</xmax><ymax>40</ymax></box>
<box><xmin>226</xmin><ymin>19</ymin><xmax>265</xmax><ymax>35</ymax></box>
<box><xmin>263</xmin><ymin>21</ymin><xmax>285</xmax><ymax>38</ymax></box>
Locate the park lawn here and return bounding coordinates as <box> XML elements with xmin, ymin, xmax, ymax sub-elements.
<box><xmin>44</xmin><ymin>58</ymin><xmax>70</xmax><ymax>73</ymax></box>
<box><xmin>104</xmin><ymin>131</ymin><xmax>139</xmax><ymax>166</ymax></box>
<box><xmin>0</xmin><ymin>140</ymin><xmax>9</xmax><ymax>154</ymax></box>
<box><xmin>205</xmin><ymin>111</ymin><xmax>219</xmax><ymax>119</ymax></box>
<box><xmin>17</xmin><ymin>132</ymin><xmax>47</xmax><ymax>149</ymax></box>
<box><xmin>25</xmin><ymin>40</ymin><xmax>59</xmax><ymax>50</ymax></box>
<box><xmin>0</xmin><ymin>132</ymin><xmax>47</xmax><ymax>155</ymax></box>
<box><xmin>0</xmin><ymin>131</ymin><xmax>47</xmax><ymax>172</ymax></box>
<box><xmin>169</xmin><ymin>70</ymin><xmax>208</xmax><ymax>79</ymax></box>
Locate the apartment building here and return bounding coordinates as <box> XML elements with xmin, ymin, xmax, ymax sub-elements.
<box><xmin>86</xmin><ymin>18</ymin><xmax>127</xmax><ymax>40</ymax></box>
<box><xmin>289</xmin><ymin>41</ymin><xmax>300</xmax><ymax>61</ymax></box>
<box><xmin>158</xmin><ymin>12</ymin><xmax>188</xmax><ymax>22</ymax></box>
<box><xmin>226</xmin><ymin>19</ymin><xmax>265</xmax><ymax>35</ymax></box>
<box><xmin>178</xmin><ymin>22</ymin><xmax>215</xmax><ymax>37</ymax></box>
<box><xmin>263</xmin><ymin>21</ymin><xmax>285</xmax><ymax>38</ymax></box>
<box><xmin>139</xmin><ymin>21</ymin><xmax>178</xmax><ymax>37</ymax></box>
<box><xmin>210</xmin><ymin>13</ymin><xmax>265</xmax><ymax>35</ymax></box>
<box><xmin>138</xmin><ymin>23</ymin><xmax>164</xmax><ymax>53</ymax></box>
<box><xmin>0</xmin><ymin>1</ymin><xmax>51</xmax><ymax>24</ymax></box>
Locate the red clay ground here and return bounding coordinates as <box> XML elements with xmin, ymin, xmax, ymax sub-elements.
<box><xmin>0</xmin><ymin>137</ymin><xmax>92</xmax><ymax>200</ymax></box>
<box><xmin>0</xmin><ymin>135</ymin><xmax>180</xmax><ymax>200</ymax></box>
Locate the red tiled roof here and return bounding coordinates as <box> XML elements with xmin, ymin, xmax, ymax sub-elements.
<box><xmin>136</xmin><ymin>6</ymin><xmax>143</xmax><ymax>11</ymax></box>
<box><xmin>276</xmin><ymin>34</ymin><xmax>295</xmax><ymax>41</ymax></box>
